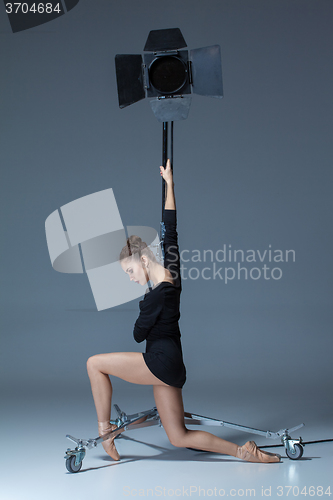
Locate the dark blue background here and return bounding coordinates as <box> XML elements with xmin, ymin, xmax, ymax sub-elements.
<box><xmin>1</xmin><ymin>0</ymin><xmax>332</xmax><ymax>398</ymax></box>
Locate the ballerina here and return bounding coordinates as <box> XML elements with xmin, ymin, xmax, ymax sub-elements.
<box><xmin>86</xmin><ymin>159</ymin><xmax>281</xmax><ymax>464</ymax></box>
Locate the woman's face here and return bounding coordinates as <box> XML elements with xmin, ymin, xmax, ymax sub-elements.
<box><xmin>120</xmin><ymin>257</ymin><xmax>147</xmax><ymax>286</ymax></box>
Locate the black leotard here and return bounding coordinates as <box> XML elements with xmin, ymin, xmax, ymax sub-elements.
<box><xmin>133</xmin><ymin>209</ymin><xmax>186</xmax><ymax>388</ymax></box>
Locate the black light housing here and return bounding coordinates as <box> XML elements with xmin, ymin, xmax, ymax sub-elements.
<box><xmin>115</xmin><ymin>28</ymin><xmax>223</xmax><ymax>122</ymax></box>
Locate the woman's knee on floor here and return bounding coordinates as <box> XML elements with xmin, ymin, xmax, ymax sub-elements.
<box><xmin>166</xmin><ymin>427</ymin><xmax>189</xmax><ymax>448</ymax></box>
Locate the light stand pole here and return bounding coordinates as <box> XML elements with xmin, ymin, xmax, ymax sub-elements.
<box><xmin>160</xmin><ymin>121</ymin><xmax>174</xmax><ymax>260</ymax></box>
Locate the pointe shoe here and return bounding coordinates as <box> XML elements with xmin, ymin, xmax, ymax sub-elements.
<box><xmin>236</xmin><ymin>441</ymin><xmax>281</xmax><ymax>463</ymax></box>
<box><xmin>98</xmin><ymin>421</ymin><xmax>120</xmax><ymax>461</ymax></box>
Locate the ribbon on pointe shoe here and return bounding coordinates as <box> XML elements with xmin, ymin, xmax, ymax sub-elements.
<box><xmin>98</xmin><ymin>421</ymin><xmax>121</xmax><ymax>461</ymax></box>
<box><xmin>236</xmin><ymin>441</ymin><xmax>281</xmax><ymax>463</ymax></box>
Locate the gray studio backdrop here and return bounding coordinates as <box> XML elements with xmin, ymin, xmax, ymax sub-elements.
<box><xmin>1</xmin><ymin>0</ymin><xmax>332</xmax><ymax>408</ymax></box>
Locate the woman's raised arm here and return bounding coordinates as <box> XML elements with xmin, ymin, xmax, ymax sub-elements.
<box><xmin>160</xmin><ymin>159</ymin><xmax>176</xmax><ymax>210</ymax></box>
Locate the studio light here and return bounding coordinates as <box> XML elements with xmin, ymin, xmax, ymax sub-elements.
<box><xmin>115</xmin><ymin>28</ymin><xmax>223</xmax><ymax>122</ymax></box>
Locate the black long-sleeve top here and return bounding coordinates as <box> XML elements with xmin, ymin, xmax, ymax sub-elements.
<box><xmin>133</xmin><ymin>209</ymin><xmax>186</xmax><ymax>388</ymax></box>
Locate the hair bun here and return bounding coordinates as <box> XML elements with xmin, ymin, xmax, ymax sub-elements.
<box><xmin>120</xmin><ymin>234</ymin><xmax>156</xmax><ymax>262</ymax></box>
<box><xmin>127</xmin><ymin>235</ymin><xmax>148</xmax><ymax>251</ymax></box>
<box><xmin>127</xmin><ymin>235</ymin><xmax>142</xmax><ymax>249</ymax></box>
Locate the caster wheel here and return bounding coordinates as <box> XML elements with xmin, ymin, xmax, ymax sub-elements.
<box><xmin>66</xmin><ymin>455</ymin><xmax>82</xmax><ymax>473</ymax></box>
<box><xmin>286</xmin><ymin>443</ymin><xmax>303</xmax><ymax>460</ymax></box>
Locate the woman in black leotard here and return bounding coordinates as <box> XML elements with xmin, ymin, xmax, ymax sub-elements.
<box><xmin>86</xmin><ymin>160</ymin><xmax>280</xmax><ymax>464</ymax></box>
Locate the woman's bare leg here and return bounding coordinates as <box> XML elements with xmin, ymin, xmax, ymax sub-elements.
<box><xmin>87</xmin><ymin>352</ymin><xmax>168</xmax><ymax>422</ymax></box>
<box><xmin>153</xmin><ymin>386</ymin><xmax>280</xmax><ymax>462</ymax></box>
<box><xmin>153</xmin><ymin>385</ymin><xmax>239</xmax><ymax>456</ymax></box>
<box><xmin>87</xmin><ymin>354</ymin><xmax>279</xmax><ymax>462</ymax></box>
<box><xmin>87</xmin><ymin>352</ymin><xmax>168</xmax><ymax>460</ymax></box>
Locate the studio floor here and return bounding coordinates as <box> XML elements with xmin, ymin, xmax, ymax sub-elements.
<box><xmin>2</xmin><ymin>381</ymin><xmax>332</xmax><ymax>500</ymax></box>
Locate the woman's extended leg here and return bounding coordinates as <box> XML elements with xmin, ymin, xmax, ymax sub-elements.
<box><xmin>153</xmin><ymin>385</ymin><xmax>238</xmax><ymax>456</ymax></box>
<box><xmin>153</xmin><ymin>385</ymin><xmax>280</xmax><ymax>463</ymax></box>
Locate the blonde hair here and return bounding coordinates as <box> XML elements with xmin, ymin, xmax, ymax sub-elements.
<box><xmin>119</xmin><ymin>235</ymin><xmax>157</xmax><ymax>263</ymax></box>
